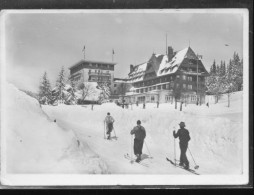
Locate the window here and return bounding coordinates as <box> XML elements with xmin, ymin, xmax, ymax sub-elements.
<box><xmin>183</xmin><ymin>84</ymin><xmax>186</xmax><ymax>89</ymax></box>
<box><xmin>188</xmin><ymin>85</ymin><xmax>192</xmax><ymax>89</ymax></box>
<box><xmin>88</xmin><ymin>69</ymin><xmax>91</xmax><ymax>73</ymax></box>
<box><xmin>114</xmin><ymin>90</ymin><xmax>116</xmax><ymax>94</ymax></box>
<box><xmin>191</xmin><ymin>95</ymin><xmax>197</xmax><ymax>101</ymax></box>
<box><xmin>188</xmin><ymin>76</ymin><xmax>192</xmax><ymax>81</ymax></box>
<box><xmin>182</xmin><ymin>75</ymin><xmax>186</xmax><ymax>80</ymax></box>
<box><xmin>153</xmin><ymin>86</ymin><xmax>156</xmax><ymax>90</ymax></box>
<box><xmin>114</xmin><ymin>84</ymin><xmax>117</xmax><ymax>87</ymax></box>
<box><xmin>151</xmin><ymin>96</ymin><xmax>155</xmax><ymax>101</ymax></box>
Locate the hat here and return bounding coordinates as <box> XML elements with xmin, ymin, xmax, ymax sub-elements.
<box><xmin>179</xmin><ymin>122</ymin><xmax>185</xmax><ymax>127</ymax></box>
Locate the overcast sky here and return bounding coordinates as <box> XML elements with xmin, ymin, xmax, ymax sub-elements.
<box><xmin>4</xmin><ymin>10</ymin><xmax>244</xmax><ymax>92</ymax></box>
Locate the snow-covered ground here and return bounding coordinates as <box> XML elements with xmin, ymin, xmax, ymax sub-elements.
<box><xmin>3</xmin><ymin>84</ymin><xmax>108</xmax><ymax>174</ymax></box>
<box><xmin>43</xmin><ymin>92</ymin><xmax>243</xmax><ymax>175</ymax></box>
<box><xmin>2</xmin><ymin>83</ymin><xmax>243</xmax><ymax>175</ymax></box>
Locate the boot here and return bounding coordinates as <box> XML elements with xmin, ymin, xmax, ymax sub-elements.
<box><xmin>136</xmin><ymin>154</ymin><xmax>141</xmax><ymax>162</ymax></box>
<box><xmin>184</xmin><ymin>164</ymin><xmax>189</xmax><ymax>170</ymax></box>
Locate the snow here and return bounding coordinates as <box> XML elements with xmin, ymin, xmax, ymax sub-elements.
<box><xmin>42</xmin><ymin>92</ymin><xmax>243</xmax><ymax>175</ymax></box>
<box><xmin>157</xmin><ymin>47</ymin><xmax>189</xmax><ymax>77</ymax></box>
<box><xmin>3</xmin><ymin>83</ymin><xmax>108</xmax><ymax>174</ymax></box>
<box><xmin>2</xmin><ymin>83</ymin><xmax>243</xmax><ymax>177</ymax></box>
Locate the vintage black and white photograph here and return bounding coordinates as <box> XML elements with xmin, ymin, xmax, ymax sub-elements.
<box><xmin>0</xmin><ymin>9</ymin><xmax>249</xmax><ymax>186</ymax></box>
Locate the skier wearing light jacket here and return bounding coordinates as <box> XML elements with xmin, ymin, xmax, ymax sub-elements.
<box><xmin>130</xmin><ymin>120</ymin><xmax>146</xmax><ymax>162</ymax></box>
<box><xmin>104</xmin><ymin>112</ymin><xmax>115</xmax><ymax>140</ymax></box>
<box><xmin>173</xmin><ymin>122</ymin><xmax>191</xmax><ymax>169</ymax></box>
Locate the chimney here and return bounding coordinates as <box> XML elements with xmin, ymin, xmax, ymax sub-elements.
<box><xmin>168</xmin><ymin>46</ymin><xmax>174</xmax><ymax>61</ymax></box>
<box><xmin>130</xmin><ymin>64</ymin><xmax>134</xmax><ymax>73</ymax></box>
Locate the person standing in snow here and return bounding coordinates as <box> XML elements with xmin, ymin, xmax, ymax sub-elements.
<box><xmin>104</xmin><ymin>112</ymin><xmax>115</xmax><ymax>140</ymax></box>
<box><xmin>157</xmin><ymin>101</ymin><xmax>159</xmax><ymax>108</ymax></box>
<box><xmin>143</xmin><ymin>102</ymin><xmax>146</xmax><ymax>109</ymax></box>
<box><xmin>173</xmin><ymin>122</ymin><xmax>191</xmax><ymax>169</ymax></box>
<box><xmin>130</xmin><ymin>120</ymin><xmax>146</xmax><ymax>162</ymax></box>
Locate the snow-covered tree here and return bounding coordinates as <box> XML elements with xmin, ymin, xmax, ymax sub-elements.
<box><xmin>55</xmin><ymin>66</ymin><xmax>66</xmax><ymax>103</ymax></box>
<box><xmin>77</xmin><ymin>82</ymin><xmax>96</xmax><ymax>102</ymax></box>
<box><xmin>205</xmin><ymin>74</ymin><xmax>223</xmax><ymax>103</ymax></box>
<box><xmin>230</xmin><ymin>52</ymin><xmax>243</xmax><ymax>91</ymax></box>
<box><xmin>97</xmin><ymin>82</ymin><xmax>111</xmax><ymax>103</ymax></box>
<box><xmin>38</xmin><ymin>72</ymin><xmax>52</xmax><ymax>104</ymax></box>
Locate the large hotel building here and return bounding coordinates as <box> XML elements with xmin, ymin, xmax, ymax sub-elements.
<box><xmin>125</xmin><ymin>46</ymin><xmax>209</xmax><ymax>104</ymax></box>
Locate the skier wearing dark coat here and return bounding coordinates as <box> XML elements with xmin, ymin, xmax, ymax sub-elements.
<box><xmin>130</xmin><ymin>120</ymin><xmax>146</xmax><ymax>162</ymax></box>
<box><xmin>173</xmin><ymin>122</ymin><xmax>191</xmax><ymax>169</ymax></box>
<box><xmin>104</xmin><ymin>112</ymin><xmax>115</xmax><ymax>140</ymax></box>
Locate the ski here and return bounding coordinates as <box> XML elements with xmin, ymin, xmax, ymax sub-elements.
<box><xmin>166</xmin><ymin>157</ymin><xmax>200</xmax><ymax>175</ymax></box>
<box><xmin>124</xmin><ymin>153</ymin><xmax>149</xmax><ymax>167</ymax></box>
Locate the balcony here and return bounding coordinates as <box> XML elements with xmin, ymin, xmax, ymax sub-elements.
<box><xmin>88</xmin><ymin>72</ymin><xmax>111</xmax><ymax>76</ymax></box>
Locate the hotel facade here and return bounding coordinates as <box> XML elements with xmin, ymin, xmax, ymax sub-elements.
<box><xmin>124</xmin><ymin>46</ymin><xmax>209</xmax><ymax>104</ymax></box>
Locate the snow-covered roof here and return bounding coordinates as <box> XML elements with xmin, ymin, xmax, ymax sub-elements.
<box><xmin>128</xmin><ymin>47</ymin><xmax>205</xmax><ymax>82</ymax></box>
<box><xmin>157</xmin><ymin>47</ymin><xmax>189</xmax><ymax>76</ymax></box>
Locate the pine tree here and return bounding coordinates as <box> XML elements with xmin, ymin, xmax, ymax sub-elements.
<box><xmin>56</xmin><ymin>66</ymin><xmax>66</xmax><ymax>103</ymax></box>
<box><xmin>39</xmin><ymin>72</ymin><xmax>52</xmax><ymax>104</ymax></box>
<box><xmin>210</xmin><ymin>60</ymin><xmax>217</xmax><ymax>75</ymax></box>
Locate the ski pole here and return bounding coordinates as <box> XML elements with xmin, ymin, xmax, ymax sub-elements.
<box><xmin>104</xmin><ymin>122</ymin><xmax>106</xmax><ymax>139</ymax></box>
<box><xmin>130</xmin><ymin>135</ymin><xmax>133</xmax><ymax>163</ymax></box>
<box><xmin>173</xmin><ymin>127</ymin><xmax>176</xmax><ymax>166</ymax></box>
<box><xmin>144</xmin><ymin>140</ymin><xmax>152</xmax><ymax>158</ymax></box>
<box><xmin>188</xmin><ymin>147</ymin><xmax>199</xmax><ymax>169</ymax></box>
<box><xmin>113</xmin><ymin>128</ymin><xmax>117</xmax><ymax>138</ymax></box>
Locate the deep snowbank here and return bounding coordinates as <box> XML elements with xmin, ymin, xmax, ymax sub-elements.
<box><xmin>4</xmin><ymin>84</ymin><xmax>108</xmax><ymax>174</ymax></box>
<box><xmin>43</xmin><ymin>92</ymin><xmax>243</xmax><ymax>174</ymax></box>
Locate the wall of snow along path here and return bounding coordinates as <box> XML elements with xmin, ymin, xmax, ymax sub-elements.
<box><xmin>3</xmin><ymin>84</ymin><xmax>108</xmax><ymax>174</ymax></box>
<box><xmin>43</xmin><ymin>92</ymin><xmax>243</xmax><ymax>174</ymax></box>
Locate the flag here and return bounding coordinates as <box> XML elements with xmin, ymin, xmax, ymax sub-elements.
<box><xmin>82</xmin><ymin>45</ymin><xmax>85</xmax><ymax>51</ymax></box>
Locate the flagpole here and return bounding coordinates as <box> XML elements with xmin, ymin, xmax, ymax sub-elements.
<box><xmin>112</xmin><ymin>49</ymin><xmax>114</xmax><ymax>62</ymax></box>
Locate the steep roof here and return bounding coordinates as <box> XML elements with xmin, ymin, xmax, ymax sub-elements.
<box><xmin>128</xmin><ymin>47</ymin><xmax>207</xmax><ymax>82</ymax></box>
<box><xmin>128</xmin><ymin>62</ymin><xmax>148</xmax><ymax>82</ymax></box>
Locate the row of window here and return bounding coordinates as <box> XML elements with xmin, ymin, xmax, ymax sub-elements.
<box><xmin>88</xmin><ymin>69</ymin><xmax>110</xmax><ymax>74</ymax></box>
<box><xmin>88</xmin><ymin>76</ymin><xmax>110</xmax><ymax>81</ymax></box>
<box><xmin>88</xmin><ymin>63</ymin><xmax>113</xmax><ymax>69</ymax></box>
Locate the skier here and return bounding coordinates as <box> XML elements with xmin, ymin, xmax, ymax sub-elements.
<box><xmin>173</xmin><ymin>122</ymin><xmax>191</xmax><ymax>169</ymax></box>
<box><xmin>104</xmin><ymin>112</ymin><xmax>115</xmax><ymax>140</ymax></box>
<box><xmin>157</xmin><ymin>101</ymin><xmax>159</xmax><ymax>108</ymax></box>
<box><xmin>143</xmin><ymin>102</ymin><xmax>146</xmax><ymax>109</ymax></box>
<box><xmin>130</xmin><ymin>120</ymin><xmax>146</xmax><ymax>162</ymax></box>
